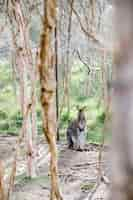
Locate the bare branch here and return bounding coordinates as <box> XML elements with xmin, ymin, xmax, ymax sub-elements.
<box><xmin>76</xmin><ymin>49</ymin><xmax>91</xmax><ymax>74</ymax></box>
<box><xmin>67</xmin><ymin>0</ymin><xmax>101</xmax><ymax>45</ymax></box>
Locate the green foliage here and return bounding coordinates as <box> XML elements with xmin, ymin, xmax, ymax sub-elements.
<box><xmin>87</xmin><ymin>122</ymin><xmax>104</xmax><ymax>144</ymax></box>
<box><xmin>59</xmin><ymin>97</ymin><xmax>107</xmax><ymax>144</ymax></box>
<box><xmin>0</xmin><ymin>60</ymin><xmax>110</xmax><ymax>144</ymax></box>
<box><xmin>81</xmin><ymin>182</ymin><xmax>95</xmax><ymax>191</ymax></box>
<box><xmin>16</xmin><ymin>172</ymin><xmax>50</xmax><ymax>186</ymax></box>
<box><xmin>0</xmin><ymin>110</ymin><xmax>7</xmax><ymax>119</ymax></box>
<box><xmin>97</xmin><ymin>111</ymin><xmax>106</xmax><ymax>124</ymax></box>
<box><xmin>61</xmin><ymin>111</ymin><xmax>70</xmax><ymax>124</ymax></box>
<box><xmin>0</xmin><ymin>62</ymin><xmax>17</xmax><ymax>134</ymax></box>
<box><xmin>58</xmin><ymin>61</ymin><xmax>110</xmax><ymax>143</ymax></box>
<box><xmin>60</xmin><ymin>63</ymin><xmax>110</xmax><ymax>143</ymax></box>
<box><xmin>0</xmin><ymin>121</ymin><xmax>9</xmax><ymax>131</ymax></box>
<box><xmin>0</xmin><ymin>61</ymin><xmax>44</xmax><ymax>135</ymax></box>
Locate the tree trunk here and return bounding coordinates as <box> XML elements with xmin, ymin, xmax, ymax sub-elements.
<box><xmin>110</xmin><ymin>1</ymin><xmax>133</xmax><ymax>199</ymax></box>
<box><xmin>101</xmin><ymin>50</ymin><xmax>108</xmax><ymax>107</ymax></box>
<box><xmin>39</xmin><ymin>0</ymin><xmax>62</xmax><ymax>199</ymax></box>
<box><xmin>55</xmin><ymin>21</ymin><xmax>60</xmax><ymax>141</ymax></box>
<box><xmin>8</xmin><ymin>0</ymin><xmax>37</xmax><ymax>178</ymax></box>
<box><xmin>65</xmin><ymin>0</ymin><xmax>74</xmax><ymax>116</ymax></box>
<box><xmin>0</xmin><ymin>161</ymin><xmax>5</xmax><ymax>200</ymax></box>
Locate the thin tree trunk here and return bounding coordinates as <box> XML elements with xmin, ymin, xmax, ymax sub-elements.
<box><xmin>55</xmin><ymin>20</ymin><xmax>60</xmax><ymax>141</ymax></box>
<box><xmin>0</xmin><ymin>161</ymin><xmax>5</xmax><ymax>200</ymax></box>
<box><xmin>90</xmin><ymin>0</ymin><xmax>96</xmax><ymax>24</ymax></box>
<box><xmin>9</xmin><ymin>0</ymin><xmax>37</xmax><ymax>178</ymax></box>
<box><xmin>8</xmin><ymin>0</ymin><xmax>37</xmax><ymax>178</ymax></box>
<box><xmin>19</xmin><ymin>47</ymin><xmax>37</xmax><ymax>178</ymax></box>
<box><xmin>65</xmin><ymin>0</ymin><xmax>74</xmax><ymax>116</ymax></box>
<box><xmin>7</xmin><ymin>102</ymin><xmax>33</xmax><ymax>200</ymax></box>
<box><xmin>39</xmin><ymin>0</ymin><xmax>62</xmax><ymax>199</ymax></box>
<box><xmin>101</xmin><ymin>50</ymin><xmax>108</xmax><ymax>107</ymax></box>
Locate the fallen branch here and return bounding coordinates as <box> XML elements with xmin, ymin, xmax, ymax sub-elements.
<box><xmin>71</xmin><ymin>161</ymin><xmax>105</xmax><ymax>169</ymax></box>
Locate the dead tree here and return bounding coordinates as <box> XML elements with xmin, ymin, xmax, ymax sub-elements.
<box><xmin>39</xmin><ymin>0</ymin><xmax>63</xmax><ymax>199</ymax></box>
<box><xmin>110</xmin><ymin>1</ymin><xmax>133</xmax><ymax>199</ymax></box>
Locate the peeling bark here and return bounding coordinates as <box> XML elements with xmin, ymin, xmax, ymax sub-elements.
<box><xmin>8</xmin><ymin>0</ymin><xmax>37</xmax><ymax>178</ymax></box>
<box><xmin>39</xmin><ymin>0</ymin><xmax>62</xmax><ymax>200</ymax></box>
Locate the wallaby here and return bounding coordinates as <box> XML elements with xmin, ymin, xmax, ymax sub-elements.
<box><xmin>66</xmin><ymin>107</ymin><xmax>86</xmax><ymax>150</ymax></box>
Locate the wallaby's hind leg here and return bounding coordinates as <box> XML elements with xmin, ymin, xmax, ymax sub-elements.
<box><xmin>78</xmin><ymin>130</ymin><xmax>85</xmax><ymax>150</ymax></box>
<box><xmin>67</xmin><ymin>130</ymin><xmax>73</xmax><ymax>149</ymax></box>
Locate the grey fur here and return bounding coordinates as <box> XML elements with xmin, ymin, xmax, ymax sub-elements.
<box><xmin>66</xmin><ymin>109</ymin><xmax>86</xmax><ymax>150</ymax></box>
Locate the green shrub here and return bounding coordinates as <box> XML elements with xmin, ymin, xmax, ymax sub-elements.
<box><xmin>97</xmin><ymin>111</ymin><xmax>106</xmax><ymax>124</ymax></box>
<box><xmin>0</xmin><ymin>121</ymin><xmax>9</xmax><ymax>131</ymax></box>
<box><xmin>0</xmin><ymin>110</ymin><xmax>8</xmax><ymax>119</ymax></box>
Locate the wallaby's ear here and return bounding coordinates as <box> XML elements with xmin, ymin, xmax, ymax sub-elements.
<box><xmin>76</xmin><ymin>105</ymin><xmax>87</xmax><ymax>112</ymax></box>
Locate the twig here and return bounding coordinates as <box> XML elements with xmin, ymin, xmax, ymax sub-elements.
<box><xmin>68</xmin><ymin>0</ymin><xmax>114</xmax><ymax>53</ymax></box>
<box><xmin>67</xmin><ymin>0</ymin><xmax>101</xmax><ymax>46</ymax></box>
<box><xmin>76</xmin><ymin>50</ymin><xmax>91</xmax><ymax>74</ymax></box>
<box><xmin>101</xmin><ymin>175</ymin><xmax>110</xmax><ymax>186</ymax></box>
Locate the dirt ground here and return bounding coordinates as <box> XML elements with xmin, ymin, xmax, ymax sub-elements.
<box><xmin>0</xmin><ymin>135</ymin><xmax>110</xmax><ymax>200</ymax></box>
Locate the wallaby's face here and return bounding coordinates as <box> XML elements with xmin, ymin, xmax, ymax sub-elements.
<box><xmin>77</xmin><ymin>109</ymin><xmax>86</xmax><ymax>131</ymax></box>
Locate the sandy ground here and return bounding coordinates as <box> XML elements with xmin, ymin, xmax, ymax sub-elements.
<box><xmin>0</xmin><ymin>135</ymin><xmax>110</xmax><ymax>200</ymax></box>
